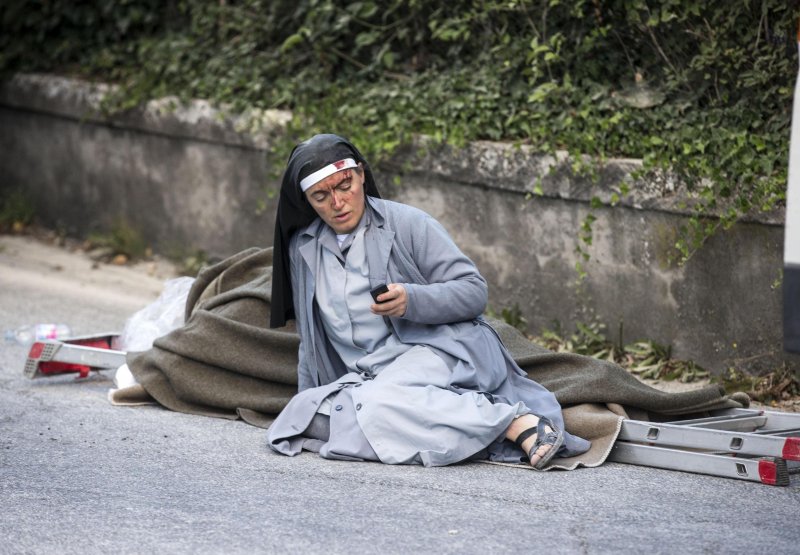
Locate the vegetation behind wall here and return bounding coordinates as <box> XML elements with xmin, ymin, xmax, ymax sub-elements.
<box><xmin>2</xmin><ymin>0</ymin><xmax>798</xmax><ymax>261</ymax></box>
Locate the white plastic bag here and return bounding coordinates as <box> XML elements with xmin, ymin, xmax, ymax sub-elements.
<box><xmin>113</xmin><ymin>363</ymin><xmax>138</xmax><ymax>389</ymax></box>
<box><xmin>118</xmin><ymin>276</ymin><xmax>195</xmax><ymax>352</ymax></box>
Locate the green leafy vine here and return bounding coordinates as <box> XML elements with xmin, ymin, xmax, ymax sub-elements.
<box><xmin>1</xmin><ymin>0</ymin><xmax>797</xmax><ymax>265</ymax></box>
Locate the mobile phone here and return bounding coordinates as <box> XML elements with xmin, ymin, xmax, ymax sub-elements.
<box><xmin>370</xmin><ymin>284</ymin><xmax>390</xmax><ymax>303</ymax></box>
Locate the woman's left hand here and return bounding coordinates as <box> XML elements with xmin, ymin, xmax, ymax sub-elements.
<box><xmin>371</xmin><ymin>283</ymin><xmax>407</xmax><ymax>317</ymax></box>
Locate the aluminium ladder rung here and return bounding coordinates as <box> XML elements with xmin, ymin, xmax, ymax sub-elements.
<box><xmin>608</xmin><ymin>442</ymin><xmax>790</xmax><ymax>486</ymax></box>
<box><xmin>618</xmin><ymin>420</ymin><xmax>800</xmax><ymax>461</ymax></box>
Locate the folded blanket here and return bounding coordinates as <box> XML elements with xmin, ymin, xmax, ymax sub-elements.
<box><xmin>122</xmin><ymin>247</ymin><xmax>748</xmax><ymax>469</ymax></box>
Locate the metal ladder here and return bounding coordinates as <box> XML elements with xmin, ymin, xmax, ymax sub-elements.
<box><xmin>24</xmin><ymin>333</ymin><xmax>126</xmax><ymax>379</ymax></box>
<box><xmin>609</xmin><ymin>408</ymin><xmax>800</xmax><ymax>486</ymax></box>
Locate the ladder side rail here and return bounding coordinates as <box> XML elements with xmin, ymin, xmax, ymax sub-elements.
<box><xmin>63</xmin><ymin>332</ymin><xmax>120</xmax><ymax>343</ymax></box>
<box><xmin>665</xmin><ymin>412</ymin><xmax>764</xmax><ymax>426</ymax></box>
<box><xmin>682</xmin><ymin>417</ymin><xmax>767</xmax><ymax>432</ymax></box>
<box><xmin>608</xmin><ymin>443</ymin><xmax>790</xmax><ymax>486</ymax></box>
<box><xmin>751</xmin><ymin>428</ymin><xmax>800</xmax><ymax>437</ymax></box>
<box><xmin>664</xmin><ymin>413</ymin><xmax>763</xmax><ymax>426</ymax></box>
<box><xmin>711</xmin><ymin>408</ymin><xmax>800</xmax><ymax>430</ymax></box>
<box><xmin>752</xmin><ymin>413</ymin><xmax>800</xmax><ymax>431</ymax></box>
<box><xmin>48</xmin><ymin>342</ymin><xmax>127</xmax><ymax>369</ymax></box>
<box><xmin>619</xmin><ymin>420</ymin><xmax>800</xmax><ymax>461</ymax></box>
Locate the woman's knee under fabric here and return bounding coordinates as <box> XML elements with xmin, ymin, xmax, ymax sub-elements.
<box><xmin>303</xmin><ymin>413</ymin><xmax>330</xmax><ymax>441</ymax></box>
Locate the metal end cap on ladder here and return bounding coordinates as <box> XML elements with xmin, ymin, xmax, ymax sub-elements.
<box><xmin>758</xmin><ymin>459</ymin><xmax>790</xmax><ymax>486</ymax></box>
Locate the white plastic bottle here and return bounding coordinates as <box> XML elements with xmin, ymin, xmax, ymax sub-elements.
<box><xmin>4</xmin><ymin>324</ymin><xmax>72</xmax><ymax>345</ymax></box>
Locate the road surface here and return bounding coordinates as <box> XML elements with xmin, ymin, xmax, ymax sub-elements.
<box><xmin>1</xmin><ymin>234</ymin><xmax>798</xmax><ymax>554</ymax></box>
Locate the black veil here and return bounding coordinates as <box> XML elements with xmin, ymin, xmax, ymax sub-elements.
<box><xmin>270</xmin><ymin>134</ymin><xmax>381</xmax><ymax>328</ymax></box>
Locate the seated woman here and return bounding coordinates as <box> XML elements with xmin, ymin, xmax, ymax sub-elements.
<box><xmin>267</xmin><ymin>134</ymin><xmax>591</xmax><ymax>468</ymax></box>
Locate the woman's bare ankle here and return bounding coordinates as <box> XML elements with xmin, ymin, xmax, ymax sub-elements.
<box><xmin>506</xmin><ymin>414</ymin><xmax>553</xmax><ymax>466</ymax></box>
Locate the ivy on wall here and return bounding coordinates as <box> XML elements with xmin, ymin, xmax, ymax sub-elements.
<box><xmin>2</xmin><ymin>0</ymin><xmax>798</xmax><ymax>262</ymax></box>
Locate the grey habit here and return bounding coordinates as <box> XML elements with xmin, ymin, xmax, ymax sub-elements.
<box><xmin>267</xmin><ymin>197</ymin><xmax>592</xmax><ymax>465</ymax></box>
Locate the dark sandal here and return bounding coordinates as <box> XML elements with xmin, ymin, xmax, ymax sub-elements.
<box><xmin>514</xmin><ymin>415</ymin><xmax>565</xmax><ymax>470</ymax></box>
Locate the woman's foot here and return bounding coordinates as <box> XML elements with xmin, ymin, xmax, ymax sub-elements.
<box><xmin>506</xmin><ymin>414</ymin><xmax>564</xmax><ymax>468</ymax></box>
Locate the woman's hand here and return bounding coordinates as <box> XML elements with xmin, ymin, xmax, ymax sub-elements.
<box><xmin>370</xmin><ymin>283</ymin><xmax>407</xmax><ymax>317</ymax></box>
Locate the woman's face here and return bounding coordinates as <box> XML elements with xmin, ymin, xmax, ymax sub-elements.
<box><xmin>304</xmin><ymin>165</ymin><xmax>366</xmax><ymax>234</ymax></box>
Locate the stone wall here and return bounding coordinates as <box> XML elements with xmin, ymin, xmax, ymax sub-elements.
<box><xmin>0</xmin><ymin>74</ymin><xmax>792</xmax><ymax>374</ymax></box>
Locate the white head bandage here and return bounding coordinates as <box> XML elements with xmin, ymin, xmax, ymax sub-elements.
<box><xmin>300</xmin><ymin>158</ymin><xmax>358</xmax><ymax>192</ymax></box>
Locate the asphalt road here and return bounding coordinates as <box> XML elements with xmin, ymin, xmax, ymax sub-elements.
<box><xmin>1</xmin><ymin>235</ymin><xmax>799</xmax><ymax>554</ymax></box>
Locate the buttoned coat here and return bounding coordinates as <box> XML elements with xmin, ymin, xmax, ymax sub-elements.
<box><xmin>284</xmin><ymin>196</ymin><xmax>590</xmax><ymax>460</ymax></box>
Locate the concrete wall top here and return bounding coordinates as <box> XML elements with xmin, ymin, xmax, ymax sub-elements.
<box><xmin>388</xmin><ymin>139</ymin><xmax>785</xmax><ymax>226</ymax></box>
<box><xmin>1</xmin><ymin>73</ymin><xmax>785</xmax><ymax>227</ymax></box>
<box><xmin>0</xmin><ymin>73</ymin><xmax>291</xmax><ymax>151</ymax></box>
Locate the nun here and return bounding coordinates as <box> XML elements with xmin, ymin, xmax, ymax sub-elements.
<box><xmin>267</xmin><ymin>133</ymin><xmax>591</xmax><ymax>468</ymax></box>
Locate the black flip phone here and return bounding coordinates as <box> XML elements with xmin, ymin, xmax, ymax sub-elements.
<box><xmin>370</xmin><ymin>284</ymin><xmax>389</xmax><ymax>303</ymax></box>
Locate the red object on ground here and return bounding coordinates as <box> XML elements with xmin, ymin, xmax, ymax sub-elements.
<box><xmin>37</xmin><ymin>360</ymin><xmax>92</xmax><ymax>379</ymax></box>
